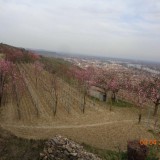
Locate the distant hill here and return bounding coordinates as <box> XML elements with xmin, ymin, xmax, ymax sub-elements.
<box><xmin>30</xmin><ymin>49</ymin><xmax>80</xmax><ymax>59</ymax></box>
<box><xmin>0</xmin><ymin>43</ymin><xmax>31</xmax><ymax>55</ymax></box>
<box><xmin>0</xmin><ymin>43</ymin><xmax>59</xmax><ymax>59</ymax></box>
<box><xmin>0</xmin><ymin>43</ymin><xmax>39</xmax><ymax>62</ymax></box>
<box><xmin>29</xmin><ymin>49</ymin><xmax>60</xmax><ymax>57</ymax></box>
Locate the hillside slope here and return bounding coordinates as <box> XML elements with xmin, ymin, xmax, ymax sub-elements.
<box><xmin>0</xmin><ymin>43</ymin><xmax>159</xmax><ymax>154</ymax></box>
<box><xmin>0</xmin><ymin>63</ymin><xmax>156</xmax><ymax>151</ymax></box>
<box><xmin>0</xmin><ymin>127</ymin><xmax>44</xmax><ymax>160</ymax></box>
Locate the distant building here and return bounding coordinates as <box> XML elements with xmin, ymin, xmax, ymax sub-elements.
<box><xmin>88</xmin><ymin>86</ymin><xmax>106</xmax><ymax>101</ymax></box>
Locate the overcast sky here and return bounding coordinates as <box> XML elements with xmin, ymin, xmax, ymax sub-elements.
<box><xmin>0</xmin><ymin>0</ymin><xmax>160</xmax><ymax>61</ymax></box>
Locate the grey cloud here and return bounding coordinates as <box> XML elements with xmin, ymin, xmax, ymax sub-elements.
<box><xmin>0</xmin><ymin>0</ymin><xmax>160</xmax><ymax>61</ymax></box>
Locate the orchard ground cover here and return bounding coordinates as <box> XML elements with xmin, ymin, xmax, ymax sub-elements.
<box><xmin>0</xmin><ymin>63</ymin><xmax>159</xmax><ymax>152</ymax></box>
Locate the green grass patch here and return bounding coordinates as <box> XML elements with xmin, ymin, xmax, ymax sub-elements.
<box><xmin>148</xmin><ymin>129</ymin><xmax>156</xmax><ymax>136</ymax></box>
<box><xmin>88</xmin><ymin>95</ymin><xmax>134</xmax><ymax>109</ymax></box>
<box><xmin>107</xmin><ymin>99</ymin><xmax>134</xmax><ymax>108</ymax></box>
<box><xmin>88</xmin><ymin>93</ymin><xmax>133</xmax><ymax>108</ymax></box>
<box><xmin>82</xmin><ymin>143</ymin><xmax>160</xmax><ymax>160</ymax></box>
<box><xmin>40</xmin><ymin>56</ymin><xmax>71</xmax><ymax>73</ymax></box>
<box><xmin>82</xmin><ymin>143</ymin><xmax>127</xmax><ymax>160</ymax></box>
<box><xmin>147</xmin><ymin>129</ymin><xmax>160</xmax><ymax>139</ymax></box>
<box><xmin>0</xmin><ymin>127</ymin><xmax>45</xmax><ymax>160</ymax></box>
<box><xmin>147</xmin><ymin>146</ymin><xmax>160</xmax><ymax>160</ymax></box>
<box><xmin>40</xmin><ymin>56</ymin><xmax>75</xmax><ymax>84</ymax></box>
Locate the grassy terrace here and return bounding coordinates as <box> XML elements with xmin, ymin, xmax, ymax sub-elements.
<box><xmin>0</xmin><ymin>125</ymin><xmax>159</xmax><ymax>160</ymax></box>
<box><xmin>83</xmin><ymin>143</ymin><xmax>160</xmax><ymax>160</ymax></box>
<box><xmin>0</xmin><ymin>127</ymin><xmax>44</xmax><ymax>160</ymax></box>
<box><xmin>0</xmin><ymin>56</ymin><xmax>159</xmax><ymax>159</ymax></box>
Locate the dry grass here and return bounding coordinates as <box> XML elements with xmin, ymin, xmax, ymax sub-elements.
<box><xmin>0</xmin><ymin>63</ymin><xmax>159</xmax><ymax>151</ymax></box>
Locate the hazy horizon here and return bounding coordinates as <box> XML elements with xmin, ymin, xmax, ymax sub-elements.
<box><xmin>25</xmin><ymin>47</ymin><xmax>160</xmax><ymax>63</ymax></box>
<box><xmin>0</xmin><ymin>0</ymin><xmax>160</xmax><ymax>62</ymax></box>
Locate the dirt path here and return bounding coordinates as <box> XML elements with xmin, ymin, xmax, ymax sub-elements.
<box><xmin>0</xmin><ymin>119</ymin><xmax>145</xmax><ymax>129</ymax></box>
<box><xmin>0</xmin><ymin>119</ymin><xmax>154</xmax><ymax>151</ymax></box>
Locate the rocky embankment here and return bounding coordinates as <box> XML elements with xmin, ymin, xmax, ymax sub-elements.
<box><xmin>40</xmin><ymin>135</ymin><xmax>102</xmax><ymax>160</ymax></box>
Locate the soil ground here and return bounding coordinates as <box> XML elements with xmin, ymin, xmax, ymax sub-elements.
<box><xmin>0</xmin><ymin>126</ymin><xmax>44</xmax><ymax>160</ymax></box>
<box><xmin>0</xmin><ymin>105</ymin><xmax>158</xmax><ymax>150</ymax></box>
<box><xmin>0</xmin><ymin>63</ymin><xmax>159</xmax><ymax>152</ymax></box>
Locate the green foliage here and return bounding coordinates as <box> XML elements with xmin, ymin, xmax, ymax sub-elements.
<box><xmin>147</xmin><ymin>129</ymin><xmax>157</xmax><ymax>137</ymax></box>
<box><xmin>0</xmin><ymin>137</ymin><xmax>43</xmax><ymax>160</ymax></box>
<box><xmin>1</xmin><ymin>138</ymin><xmax>44</xmax><ymax>160</ymax></box>
<box><xmin>40</xmin><ymin>56</ymin><xmax>71</xmax><ymax>73</ymax></box>
<box><xmin>88</xmin><ymin>95</ymin><xmax>133</xmax><ymax>109</ymax></box>
<box><xmin>146</xmin><ymin>146</ymin><xmax>160</xmax><ymax>160</ymax></box>
<box><xmin>0</xmin><ymin>43</ymin><xmax>40</xmax><ymax>63</ymax></box>
<box><xmin>40</xmin><ymin>56</ymin><xmax>74</xmax><ymax>84</ymax></box>
<box><xmin>83</xmin><ymin>143</ymin><xmax>160</xmax><ymax>160</ymax></box>
<box><xmin>82</xmin><ymin>143</ymin><xmax>127</xmax><ymax>160</ymax></box>
<box><xmin>0</xmin><ymin>127</ymin><xmax>44</xmax><ymax>160</ymax></box>
<box><xmin>107</xmin><ymin>99</ymin><xmax>134</xmax><ymax>108</ymax></box>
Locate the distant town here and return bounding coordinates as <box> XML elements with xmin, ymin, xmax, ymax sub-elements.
<box><xmin>34</xmin><ymin>49</ymin><xmax>160</xmax><ymax>75</ymax></box>
<box><xmin>64</xmin><ymin>56</ymin><xmax>160</xmax><ymax>75</ymax></box>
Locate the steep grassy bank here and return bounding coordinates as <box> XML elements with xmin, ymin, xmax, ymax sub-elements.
<box><xmin>0</xmin><ymin>127</ymin><xmax>44</xmax><ymax>160</ymax></box>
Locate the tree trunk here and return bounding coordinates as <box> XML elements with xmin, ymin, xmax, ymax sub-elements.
<box><xmin>111</xmin><ymin>92</ymin><xmax>116</xmax><ymax>102</ymax></box>
<box><xmin>14</xmin><ymin>83</ymin><xmax>21</xmax><ymax>120</ymax></box>
<box><xmin>147</xmin><ymin>107</ymin><xmax>151</xmax><ymax>128</ymax></box>
<box><xmin>53</xmin><ymin>100</ymin><xmax>57</xmax><ymax>116</ymax></box>
<box><xmin>53</xmin><ymin>92</ymin><xmax>58</xmax><ymax>116</ymax></box>
<box><xmin>109</xmin><ymin>98</ymin><xmax>113</xmax><ymax>111</ymax></box>
<box><xmin>102</xmin><ymin>89</ymin><xmax>107</xmax><ymax>102</ymax></box>
<box><xmin>153</xmin><ymin>103</ymin><xmax>159</xmax><ymax>116</ymax></box>
<box><xmin>36</xmin><ymin>78</ymin><xmax>38</xmax><ymax>89</ymax></box>
<box><xmin>138</xmin><ymin>113</ymin><xmax>142</xmax><ymax>124</ymax></box>
<box><xmin>82</xmin><ymin>94</ymin><xmax>86</xmax><ymax>113</ymax></box>
<box><xmin>109</xmin><ymin>104</ymin><xmax>112</xmax><ymax>111</ymax></box>
<box><xmin>154</xmin><ymin>116</ymin><xmax>158</xmax><ymax>131</ymax></box>
<box><xmin>0</xmin><ymin>96</ymin><xmax>2</xmax><ymax>107</ymax></box>
<box><xmin>138</xmin><ymin>107</ymin><xmax>142</xmax><ymax>124</ymax></box>
<box><xmin>17</xmin><ymin>102</ymin><xmax>21</xmax><ymax>120</ymax></box>
<box><xmin>104</xmin><ymin>92</ymin><xmax>107</xmax><ymax>102</ymax></box>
